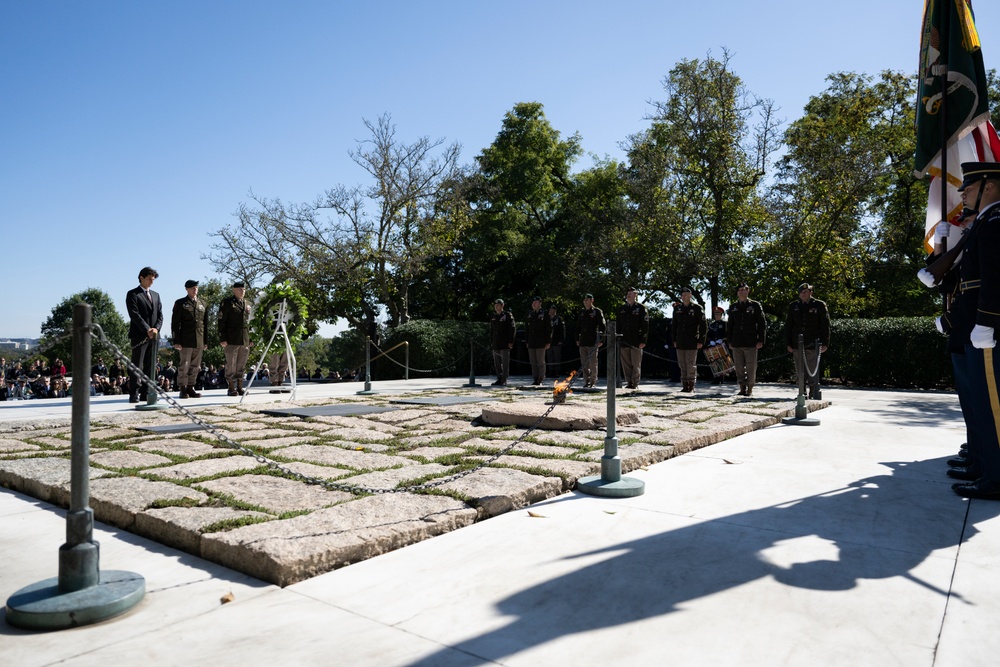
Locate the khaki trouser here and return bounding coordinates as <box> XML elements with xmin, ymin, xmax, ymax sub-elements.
<box><xmin>579</xmin><ymin>346</ymin><xmax>599</xmax><ymax>386</ymax></box>
<box><xmin>620</xmin><ymin>346</ymin><xmax>643</xmax><ymax>387</ymax></box>
<box><xmin>676</xmin><ymin>348</ymin><xmax>698</xmax><ymax>384</ymax></box>
<box><xmin>270</xmin><ymin>352</ymin><xmax>289</xmax><ymax>384</ymax></box>
<box><xmin>732</xmin><ymin>347</ymin><xmax>759</xmax><ymax>389</ymax></box>
<box><xmin>224</xmin><ymin>345</ymin><xmax>250</xmax><ymax>385</ymax></box>
<box><xmin>492</xmin><ymin>348</ymin><xmax>510</xmax><ymax>382</ymax></box>
<box><xmin>528</xmin><ymin>348</ymin><xmax>547</xmax><ymax>383</ymax></box>
<box><xmin>177</xmin><ymin>347</ymin><xmax>203</xmax><ymax>387</ymax></box>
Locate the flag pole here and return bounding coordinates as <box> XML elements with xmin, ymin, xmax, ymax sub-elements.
<box><xmin>938</xmin><ymin>0</ymin><xmax>951</xmax><ymax>247</ymax></box>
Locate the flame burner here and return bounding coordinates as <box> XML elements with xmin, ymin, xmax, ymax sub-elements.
<box><xmin>552</xmin><ymin>371</ymin><xmax>576</xmax><ymax>404</ymax></box>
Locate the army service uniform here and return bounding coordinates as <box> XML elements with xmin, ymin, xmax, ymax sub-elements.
<box><xmin>617</xmin><ymin>301</ymin><xmax>649</xmax><ymax>389</ymax></box>
<box><xmin>672</xmin><ymin>301</ymin><xmax>707</xmax><ymax>392</ymax></box>
<box><xmin>576</xmin><ymin>306</ymin><xmax>607</xmax><ymax>387</ymax></box>
<box><xmin>727</xmin><ymin>299</ymin><xmax>767</xmax><ymax>395</ymax></box>
<box><xmin>218</xmin><ymin>294</ymin><xmax>252</xmax><ymax>395</ymax></box>
<box><xmin>171</xmin><ymin>294</ymin><xmax>209</xmax><ymax>396</ymax></box>
<box><xmin>783</xmin><ymin>296</ymin><xmax>830</xmax><ymax>399</ymax></box>
<box><xmin>490</xmin><ymin>307</ymin><xmax>516</xmax><ymax>385</ymax></box>
<box><xmin>546</xmin><ymin>310</ymin><xmax>565</xmax><ymax>378</ymax></box>
<box><xmin>524</xmin><ymin>306</ymin><xmax>553</xmax><ymax>384</ymax></box>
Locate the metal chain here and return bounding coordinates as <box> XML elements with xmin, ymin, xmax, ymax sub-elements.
<box><xmin>88</xmin><ymin>324</ymin><xmax>587</xmax><ymax>496</ymax></box>
<box><xmin>473</xmin><ymin>340</ymin><xmax>592</xmax><ymax>369</ymax></box>
<box><xmin>368</xmin><ymin>340</ymin><xmax>465</xmax><ymax>374</ymax></box>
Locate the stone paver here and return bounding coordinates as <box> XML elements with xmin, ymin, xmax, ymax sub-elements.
<box><xmin>131</xmin><ymin>438</ymin><xmax>220</xmax><ymax>457</ymax></box>
<box><xmin>200</xmin><ymin>494</ymin><xmax>477</xmax><ymax>586</ymax></box>
<box><xmin>0</xmin><ymin>384</ymin><xmax>827</xmax><ymax>587</ymax></box>
<box><xmin>195</xmin><ymin>474</ymin><xmax>352</xmax><ymax>514</ymax></box>
<box><xmin>0</xmin><ymin>438</ymin><xmax>40</xmax><ymax>453</ymax></box>
<box><xmin>90</xmin><ymin>450</ymin><xmax>173</xmax><ymax>469</ymax></box>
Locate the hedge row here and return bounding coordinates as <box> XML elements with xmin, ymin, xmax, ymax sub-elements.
<box><xmin>363</xmin><ymin>317</ymin><xmax>953</xmax><ymax>389</ymax></box>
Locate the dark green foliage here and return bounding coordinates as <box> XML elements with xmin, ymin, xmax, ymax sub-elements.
<box><xmin>375</xmin><ymin>320</ymin><xmax>490</xmax><ymax>380</ymax></box>
<box><xmin>39</xmin><ymin>288</ymin><xmax>129</xmax><ymax>372</ymax></box>
<box><xmin>823</xmin><ymin>317</ymin><xmax>951</xmax><ymax>389</ymax></box>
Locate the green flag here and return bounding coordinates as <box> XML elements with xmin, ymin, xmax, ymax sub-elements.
<box><xmin>914</xmin><ymin>0</ymin><xmax>989</xmax><ymax>176</ymax></box>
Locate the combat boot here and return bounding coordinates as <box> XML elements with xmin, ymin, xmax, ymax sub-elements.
<box><xmin>237</xmin><ymin>378</ymin><xmax>245</xmax><ymax>396</ymax></box>
<box><xmin>187</xmin><ymin>386</ymin><xmax>202</xmax><ymax>399</ymax></box>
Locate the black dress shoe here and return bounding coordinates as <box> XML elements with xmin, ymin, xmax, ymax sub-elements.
<box><xmin>947</xmin><ymin>456</ymin><xmax>970</xmax><ymax>468</ymax></box>
<box><xmin>947</xmin><ymin>466</ymin><xmax>983</xmax><ymax>481</ymax></box>
<box><xmin>128</xmin><ymin>396</ymin><xmax>139</xmax><ymax>404</ymax></box>
<box><xmin>953</xmin><ymin>479</ymin><xmax>1000</xmax><ymax>500</ymax></box>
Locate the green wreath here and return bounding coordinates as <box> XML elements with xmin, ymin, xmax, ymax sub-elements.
<box><xmin>250</xmin><ymin>282</ymin><xmax>310</xmax><ymax>349</ymax></box>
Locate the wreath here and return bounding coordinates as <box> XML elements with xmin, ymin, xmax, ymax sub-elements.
<box><xmin>250</xmin><ymin>282</ymin><xmax>311</xmax><ymax>349</ymax></box>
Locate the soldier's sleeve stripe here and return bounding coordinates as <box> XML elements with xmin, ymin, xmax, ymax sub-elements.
<box><xmin>978</xmin><ymin>309</ymin><xmax>1000</xmax><ymax>316</ymax></box>
<box><xmin>983</xmin><ymin>348</ymin><xmax>1000</xmax><ymax>448</ymax></box>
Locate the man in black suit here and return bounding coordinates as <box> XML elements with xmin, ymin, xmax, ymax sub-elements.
<box><xmin>125</xmin><ymin>266</ymin><xmax>163</xmax><ymax>403</ymax></box>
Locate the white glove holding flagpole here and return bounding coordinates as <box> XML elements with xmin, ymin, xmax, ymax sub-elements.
<box><xmin>917</xmin><ymin>268</ymin><xmax>937</xmax><ymax>288</ymax></box>
<box><xmin>934</xmin><ymin>220</ymin><xmax>952</xmax><ymax>242</ymax></box>
<box><xmin>936</xmin><ymin>317</ymin><xmax>945</xmax><ymax>334</ymax></box>
<box><xmin>971</xmin><ymin>324</ymin><xmax>996</xmax><ymax>349</ymax></box>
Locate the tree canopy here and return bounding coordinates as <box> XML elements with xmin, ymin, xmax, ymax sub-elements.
<box><xmin>201</xmin><ymin>53</ymin><xmax>974</xmax><ymax>338</ymax></box>
<box><xmin>39</xmin><ymin>288</ymin><xmax>129</xmax><ymax>371</ymax></box>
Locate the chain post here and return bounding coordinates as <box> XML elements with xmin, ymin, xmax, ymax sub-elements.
<box><xmin>464</xmin><ymin>338</ymin><xmax>481</xmax><ymax>387</ymax></box>
<box><xmin>6</xmin><ymin>303</ymin><xmax>145</xmax><ymax>630</ymax></box>
<box><xmin>357</xmin><ymin>336</ymin><xmax>376</xmax><ymax>395</ymax></box>
<box><xmin>783</xmin><ymin>333</ymin><xmax>820</xmax><ymax>426</ymax></box>
<box><xmin>577</xmin><ymin>320</ymin><xmax>644</xmax><ymax>497</ymax></box>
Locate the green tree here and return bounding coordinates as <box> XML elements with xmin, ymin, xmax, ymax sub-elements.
<box><xmin>641</xmin><ymin>49</ymin><xmax>781</xmax><ymax>309</ymax></box>
<box><xmin>207</xmin><ymin>113</ymin><xmax>462</xmax><ymax>342</ymax></box>
<box><xmin>39</xmin><ymin>289</ymin><xmax>129</xmax><ymax>373</ymax></box>
<box><xmin>439</xmin><ymin>102</ymin><xmax>584</xmax><ymax>315</ymax></box>
<box><xmin>752</xmin><ymin>70</ymin><xmax>934</xmax><ymax>317</ymax></box>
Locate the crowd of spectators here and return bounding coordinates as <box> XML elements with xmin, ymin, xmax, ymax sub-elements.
<box><xmin>0</xmin><ymin>353</ymin><xmax>363</xmax><ymax>401</ymax></box>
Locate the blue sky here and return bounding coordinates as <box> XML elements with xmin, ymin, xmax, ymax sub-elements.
<box><xmin>3</xmin><ymin>1</ymin><xmax>999</xmax><ymax>339</ymax></box>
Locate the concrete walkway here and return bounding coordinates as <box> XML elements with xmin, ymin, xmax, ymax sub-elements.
<box><xmin>3</xmin><ymin>385</ymin><xmax>996</xmax><ymax>666</ymax></box>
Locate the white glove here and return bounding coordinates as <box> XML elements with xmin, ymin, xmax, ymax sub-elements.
<box><xmin>972</xmin><ymin>324</ymin><xmax>996</xmax><ymax>349</ymax></box>
<box><xmin>935</xmin><ymin>220</ymin><xmax>952</xmax><ymax>242</ymax></box>
<box><xmin>935</xmin><ymin>317</ymin><xmax>945</xmax><ymax>334</ymax></box>
<box><xmin>917</xmin><ymin>268</ymin><xmax>937</xmax><ymax>288</ymax></box>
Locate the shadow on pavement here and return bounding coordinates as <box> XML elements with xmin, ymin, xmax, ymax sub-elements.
<box><xmin>408</xmin><ymin>456</ymin><xmax>996</xmax><ymax>666</ymax></box>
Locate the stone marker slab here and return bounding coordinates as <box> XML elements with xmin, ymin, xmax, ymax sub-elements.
<box><xmin>402</xmin><ymin>446</ymin><xmax>468</xmax><ymax>461</ymax></box>
<box><xmin>0</xmin><ymin>457</ymin><xmax>113</xmax><ymax>506</ymax></box>
<box><xmin>390</xmin><ymin>396</ymin><xmax>499</xmax><ymax>406</ymax></box>
<box><xmin>321</xmin><ymin>427</ymin><xmax>397</xmax><ymax>443</ymax></box>
<box><xmin>334</xmin><ymin>463</ymin><xmax>451</xmax><ymax>491</ymax></box>
<box><xmin>147</xmin><ymin>455</ymin><xmax>266</xmax><ymax>481</ymax></box>
<box><xmin>259</xmin><ymin>405</ymin><xmax>399</xmax><ymax>418</ymax></box>
<box><xmin>131</xmin><ymin>438</ymin><xmax>220</xmax><ymax>457</ymax></box>
<box><xmin>0</xmin><ymin>438</ymin><xmax>40</xmax><ymax>453</ymax></box>
<box><xmin>196</xmin><ymin>474</ymin><xmax>352</xmax><ymax>514</ymax></box>
<box><xmin>309</xmin><ymin>416</ymin><xmax>403</xmax><ymax>433</ymax></box>
<box><xmin>579</xmin><ymin>442</ymin><xmax>678</xmax><ymax>470</ymax></box>
<box><xmin>270</xmin><ymin>444</ymin><xmax>416</xmax><ymax>471</ymax></box>
<box><xmin>135</xmin><ymin>423</ymin><xmax>209</xmax><ymax>434</ymax></box>
<box><xmin>463</xmin><ymin>437</ymin><xmax>576</xmax><ymax>458</ymax></box>
<box><xmin>436</xmin><ymin>467</ymin><xmax>563</xmax><ymax>517</ymax></box>
<box><xmin>480</xmin><ymin>455</ymin><xmax>599</xmax><ymax>488</ymax></box>
<box><xmin>135</xmin><ymin>506</ymin><xmax>270</xmax><ymax>554</ymax></box>
<box><xmin>200</xmin><ymin>494</ymin><xmax>477</xmax><ymax>586</ymax></box>
<box><xmin>91</xmin><ymin>450</ymin><xmax>173</xmax><ymax>470</ymax></box>
<box><xmin>89</xmin><ymin>476</ymin><xmax>208</xmax><ymax>529</ymax></box>
<box><xmin>480</xmin><ymin>400</ymin><xmax>641</xmax><ymax>431</ymax></box>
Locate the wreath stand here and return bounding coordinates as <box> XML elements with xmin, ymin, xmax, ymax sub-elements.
<box><xmin>241</xmin><ymin>299</ymin><xmax>298</xmax><ymax>403</ymax></box>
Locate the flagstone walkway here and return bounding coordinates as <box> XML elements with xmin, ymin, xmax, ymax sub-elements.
<box><xmin>0</xmin><ymin>379</ymin><xmax>825</xmax><ymax>585</ymax></box>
